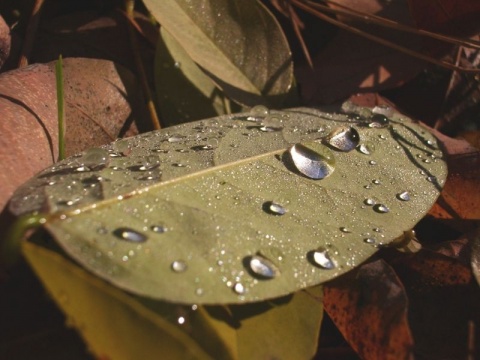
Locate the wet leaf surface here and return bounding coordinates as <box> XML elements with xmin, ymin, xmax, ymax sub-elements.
<box><xmin>323</xmin><ymin>259</ymin><xmax>414</xmax><ymax>360</ymax></box>
<box><xmin>10</xmin><ymin>106</ymin><xmax>447</xmax><ymax>304</ymax></box>
<box><xmin>143</xmin><ymin>0</ymin><xmax>293</xmax><ymax>107</ymax></box>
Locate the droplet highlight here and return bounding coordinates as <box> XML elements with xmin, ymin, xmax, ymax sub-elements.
<box><xmin>113</xmin><ymin>228</ymin><xmax>147</xmax><ymax>243</ymax></box>
<box><xmin>325</xmin><ymin>126</ymin><xmax>360</xmax><ymax>152</ymax></box>
<box><xmin>171</xmin><ymin>260</ymin><xmax>187</xmax><ymax>273</ymax></box>
<box><xmin>289</xmin><ymin>142</ymin><xmax>335</xmax><ymax>180</ymax></box>
<box><xmin>309</xmin><ymin>247</ymin><xmax>336</xmax><ymax>269</ymax></box>
<box><xmin>263</xmin><ymin>201</ymin><xmax>287</xmax><ymax>215</ymax></box>
<box><xmin>245</xmin><ymin>255</ymin><xmax>278</xmax><ymax>279</ymax></box>
<box><xmin>397</xmin><ymin>191</ymin><xmax>410</xmax><ymax>201</ymax></box>
<box><xmin>373</xmin><ymin>204</ymin><xmax>390</xmax><ymax>213</ymax></box>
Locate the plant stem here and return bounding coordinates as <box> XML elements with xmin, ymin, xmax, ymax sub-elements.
<box><xmin>55</xmin><ymin>55</ymin><xmax>66</xmax><ymax>161</ymax></box>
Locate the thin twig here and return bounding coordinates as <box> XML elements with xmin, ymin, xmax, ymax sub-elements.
<box><xmin>18</xmin><ymin>0</ymin><xmax>45</xmax><ymax>67</ymax></box>
<box><xmin>291</xmin><ymin>0</ymin><xmax>480</xmax><ymax>73</ymax></box>
<box><xmin>55</xmin><ymin>55</ymin><xmax>65</xmax><ymax>161</ymax></box>
<box><xmin>125</xmin><ymin>0</ymin><xmax>162</xmax><ymax>130</ymax></box>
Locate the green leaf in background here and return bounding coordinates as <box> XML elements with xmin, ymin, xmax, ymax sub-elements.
<box><xmin>10</xmin><ymin>105</ymin><xmax>447</xmax><ymax>304</ymax></box>
<box><xmin>145</xmin><ymin>0</ymin><xmax>293</xmax><ymax>107</ymax></box>
<box><xmin>155</xmin><ymin>27</ymin><xmax>235</xmax><ymax>125</ymax></box>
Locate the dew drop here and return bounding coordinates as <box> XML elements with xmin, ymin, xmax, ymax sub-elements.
<box><xmin>195</xmin><ymin>288</ymin><xmax>204</xmax><ymax>296</ymax></box>
<box><xmin>427</xmin><ymin>176</ymin><xmax>437</xmax><ymax>183</ymax></box>
<box><xmin>368</xmin><ymin>113</ymin><xmax>390</xmax><ymax>128</ymax></box>
<box><xmin>289</xmin><ymin>142</ymin><xmax>335</xmax><ymax>180</ymax></box>
<box><xmin>81</xmin><ymin>148</ymin><xmax>110</xmax><ymax>169</ymax></box>
<box><xmin>172</xmin><ymin>163</ymin><xmax>186</xmax><ymax>167</ymax></box>
<box><xmin>138</xmin><ymin>155</ymin><xmax>160</xmax><ymax>171</ymax></box>
<box><xmin>250</xmin><ymin>105</ymin><xmax>269</xmax><ymax>117</ymax></box>
<box><xmin>245</xmin><ymin>255</ymin><xmax>278</xmax><ymax>279</ymax></box>
<box><xmin>372</xmin><ymin>179</ymin><xmax>381</xmax><ymax>185</ymax></box>
<box><xmin>259</xmin><ymin>115</ymin><xmax>283</xmax><ymax>132</ymax></box>
<box><xmin>113</xmin><ymin>139</ymin><xmax>131</xmax><ymax>156</ymax></box>
<box><xmin>151</xmin><ymin>225</ymin><xmax>167</xmax><ymax>233</ymax></box>
<box><xmin>325</xmin><ymin>126</ymin><xmax>360</xmax><ymax>152</ymax></box>
<box><xmin>373</xmin><ymin>204</ymin><xmax>390</xmax><ymax>213</ymax></box>
<box><xmin>364</xmin><ymin>198</ymin><xmax>375</xmax><ymax>206</ymax></box>
<box><xmin>364</xmin><ymin>238</ymin><xmax>376</xmax><ymax>244</ymax></box>
<box><xmin>168</xmin><ymin>134</ymin><xmax>186</xmax><ymax>143</ymax></box>
<box><xmin>369</xmin><ymin>160</ymin><xmax>377</xmax><ymax>165</ymax></box>
<box><xmin>340</xmin><ymin>227</ymin><xmax>351</xmax><ymax>233</ymax></box>
<box><xmin>177</xmin><ymin>316</ymin><xmax>185</xmax><ymax>325</ymax></box>
<box><xmin>397</xmin><ymin>191</ymin><xmax>410</xmax><ymax>201</ymax></box>
<box><xmin>309</xmin><ymin>247</ymin><xmax>336</xmax><ymax>269</ymax></box>
<box><xmin>171</xmin><ymin>260</ymin><xmax>187</xmax><ymax>273</ymax></box>
<box><xmin>233</xmin><ymin>282</ymin><xmax>246</xmax><ymax>294</ymax></box>
<box><xmin>263</xmin><ymin>201</ymin><xmax>287</xmax><ymax>215</ymax></box>
<box><xmin>113</xmin><ymin>228</ymin><xmax>147</xmax><ymax>243</ymax></box>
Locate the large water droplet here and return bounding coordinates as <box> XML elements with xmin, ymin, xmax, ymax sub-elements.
<box><xmin>289</xmin><ymin>142</ymin><xmax>335</xmax><ymax>180</ymax></box>
<box><xmin>113</xmin><ymin>139</ymin><xmax>131</xmax><ymax>156</ymax></box>
<box><xmin>251</xmin><ymin>105</ymin><xmax>269</xmax><ymax>117</ymax></box>
<box><xmin>113</xmin><ymin>228</ymin><xmax>147</xmax><ymax>242</ymax></box>
<box><xmin>171</xmin><ymin>260</ymin><xmax>187</xmax><ymax>273</ymax></box>
<box><xmin>397</xmin><ymin>191</ymin><xmax>410</xmax><ymax>201</ymax></box>
<box><xmin>245</xmin><ymin>255</ymin><xmax>278</xmax><ymax>279</ymax></box>
<box><xmin>309</xmin><ymin>247</ymin><xmax>336</xmax><ymax>269</ymax></box>
<box><xmin>263</xmin><ymin>201</ymin><xmax>287</xmax><ymax>215</ymax></box>
<box><xmin>325</xmin><ymin>126</ymin><xmax>360</xmax><ymax>152</ymax></box>
<box><xmin>260</xmin><ymin>115</ymin><xmax>283</xmax><ymax>132</ymax></box>
<box><xmin>82</xmin><ymin>148</ymin><xmax>109</xmax><ymax>170</ymax></box>
<box><xmin>373</xmin><ymin>204</ymin><xmax>390</xmax><ymax>213</ymax></box>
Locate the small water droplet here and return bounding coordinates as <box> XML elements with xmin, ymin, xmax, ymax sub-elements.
<box><xmin>397</xmin><ymin>191</ymin><xmax>410</xmax><ymax>201</ymax></box>
<box><xmin>81</xmin><ymin>148</ymin><xmax>110</xmax><ymax>170</ymax></box>
<box><xmin>364</xmin><ymin>198</ymin><xmax>375</xmax><ymax>206</ymax></box>
<box><xmin>372</xmin><ymin>179</ymin><xmax>381</xmax><ymax>185</ymax></box>
<box><xmin>151</xmin><ymin>225</ymin><xmax>167</xmax><ymax>233</ymax></box>
<box><xmin>113</xmin><ymin>228</ymin><xmax>147</xmax><ymax>242</ymax></box>
<box><xmin>171</xmin><ymin>260</ymin><xmax>187</xmax><ymax>273</ymax></box>
<box><xmin>289</xmin><ymin>142</ymin><xmax>335</xmax><ymax>180</ymax></box>
<box><xmin>172</xmin><ymin>163</ymin><xmax>186</xmax><ymax>167</ymax></box>
<box><xmin>368</xmin><ymin>114</ymin><xmax>390</xmax><ymax>128</ymax></box>
<box><xmin>195</xmin><ymin>288</ymin><xmax>204</xmax><ymax>296</ymax></box>
<box><xmin>233</xmin><ymin>282</ymin><xmax>246</xmax><ymax>294</ymax></box>
<box><xmin>138</xmin><ymin>155</ymin><xmax>160</xmax><ymax>171</ymax></box>
<box><xmin>309</xmin><ymin>247</ymin><xmax>336</xmax><ymax>269</ymax></box>
<box><xmin>369</xmin><ymin>160</ymin><xmax>377</xmax><ymax>165</ymax></box>
<box><xmin>325</xmin><ymin>126</ymin><xmax>360</xmax><ymax>152</ymax></box>
<box><xmin>250</xmin><ymin>105</ymin><xmax>269</xmax><ymax>117</ymax></box>
<box><xmin>113</xmin><ymin>139</ymin><xmax>131</xmax><ymax>156</ymax></box>
<box><xmin>340</xmin><ymin>227</ymin><xmax>351</xmax><ymax>233</ymax></box>
<box><xmin>364</xmin><ymin>238</ymin><xmax>376</xmax><ymax>244</ymax></box>
<box><xmin>373</xmin><ymin>204</ymin><xmax>389</xmax><ymax>213</ymax></box>
<box><xmin>174</xmin><ymin>61</ymin><xmax>181</xmax><ymax>69</ymax></box>
<box><xmin>168</xmin><ymin>134</ymin><xmax>186</xmax><ymax>143</ymax></box>
<box><xmin>245</xmin><ymin>255</ymin><xmax>278</xmax><ymax>279</ymax></box>
<box><xmin>259</xmin><ymin>115</ymin><xmax>283</xmax><ymax>132</ymax></box>
<box><xmin>427</xmin><ymin>176</ymin><xmax>437</xmax><ymax>183</ymax></box>
<box><xmin>263</xmin><ymin>201</ymin><xmax>287</xmax><ymax>215</ymax></box>
<box><xmin>177</xmin><ymin>316</ymin><xmax>185</xmax><ymax>324</ymax></box>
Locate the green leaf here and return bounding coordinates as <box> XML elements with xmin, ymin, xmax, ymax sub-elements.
<box><xmin>10</xmin><ymin>106</ymin><xmax>447</xmax><ymax>304</ymax></box>
<box><xmin>155</xmin><ymin>27</ymin><xmax>233</xmax><ymax>125</ymax></box>
<box><xmin>145</xmin><ymin>0</ymin><xmax>293</xmax><ymax>106</ymax></box>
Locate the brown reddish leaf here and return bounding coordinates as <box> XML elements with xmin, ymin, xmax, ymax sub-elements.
<box><xmin>0</xmin><ymin>58</ymin><xmax>145</xmax><ymax>214</ymax></box>
<box><xmin>0</xmin><ymin>15</ymin><xmax>10</xmax><ymax>69</ymax></box>
<box><xmin>388</xmin><ymin>250</ymin><xmax>480</xmax><ymax>359</ymax></box>
<box><xmin>296</xmin><ymin>0</ymin><xmax>425</xmax><ymax>104</ymax></box>
<box><xmin>323</xmin><ymin>259</ymin><xmax>414</xmax><ymax>360</ymax></box>
<box><xmin>427</xmin><ymin>129</ymin><xmax>480</xmax><ymax>222</ymax></box>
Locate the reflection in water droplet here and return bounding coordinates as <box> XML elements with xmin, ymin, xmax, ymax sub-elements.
<box><xmin>263</xmin><ymin>201</ymin><xmax>287</xmax><ymax>215</ymax></box>
<box><xmin>82</xmin><ymin>148</ymin><xmax>110</xmax><ymax>169</ymax></box>
<box><xmin>397</xmin><ymin>191</ymin><xmax>410</xmax><ymax>201</ymax></box>
<box><xmin>171</xmin><ymin>260</ymin><xmax>187</xmax><ymax>273</ymax></box>
<box><xmin>113</xmin><ymin>228</ymin><xmax>147</xmax><ymax>242</ymax></box>
<box><xmin>368</xmin><ymin>114</ymin><xmax>390</xmax><ymax>128</ymax></box>
<box><xmin>364</xmin><ymin>198</ymin><xmax>375</xmax><ymax>206</ymax></box>
<box><xmin>310</xmin><ymin>247</ymin><xmax>336</xmax><ymax>269</ymax></box>
<box><xmin>289</xmin><ymin>142</ymin><xmax>335</xmax><ymax>180</ymax></box>
<box><xmin>358</xmin><ymin>142</ymin><xmax>375</xmax><ymax>155</ymax></box>
<box><xmin>233</xmin><ymin>282</ymin><xmax>246</xmax><ymax>294</ymax></box>
<box><xmin>151</xmin><ymin>225</ymin><xmax>167</xmax><ymax>233</ymax></box>
<box><xmin>246</xmin><ymin>255</ymin><xmax>278</xmax><ymax>279</ymax></box>
<box><xmin>260</xmin><ymin>115</ymin><xmax>283</xmax><ymax>132</ymax></box>
<box><xmin>325</xmin><ymin>126</ymin><xmax>360</xmax><ymax>152</ymax></box>
<box><xmin>373</xmin><ymin>204</ymin><xmax>389</xmax><ymax>213</ymax></box>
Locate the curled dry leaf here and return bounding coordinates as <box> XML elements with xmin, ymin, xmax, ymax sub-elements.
<box><xmin>323</xmin><ymin>259</ymin><xmax>414</xmax><ymax>360</ymax></box>
<box><xmin>0</xmin><ymin>58</ymin><xmax>144</xmax><ymax>214</ymax></box>
<box><xmin>0</xmin><ymin>15</ymin><xmax>10</xmax><ymax>69</ymax></box>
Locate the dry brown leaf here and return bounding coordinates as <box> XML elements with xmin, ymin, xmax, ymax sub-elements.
<box><xmin>0</xmin><ymin>15</ymin><xmax>10</xmax><ymax>69</ymax></box>
<box><xmin>323</xmin><ymin>259</ymin><xmax>414</xmax><ymax>360</ymax></box>
<box><xmin>0</xmin><ymin>58</ymin><xmax>145</xmax><ymax>214</ymax></box>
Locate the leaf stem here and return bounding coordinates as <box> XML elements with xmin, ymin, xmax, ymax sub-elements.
<box><xmin>55</xmin><ymin>55</ymin><xmax>66</xmax><ymax>161</ymax></box>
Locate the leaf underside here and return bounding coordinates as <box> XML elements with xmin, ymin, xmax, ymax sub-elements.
<box><xmin>11</xmin><ymin>106</ymin><xmax>447</xmax><ymax>304</ymax></box>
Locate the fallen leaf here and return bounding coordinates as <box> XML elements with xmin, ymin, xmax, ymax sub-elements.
<box><xmin>323</xmin><ymin>259</ymin><xmax>414</xmax><ymax>360</ymax></box>
<box><xmin>0</xmin><ymin>15</ymin><xmax>10</xmax><ymax>69</ymax></box>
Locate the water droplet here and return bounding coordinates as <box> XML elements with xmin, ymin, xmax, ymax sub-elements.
<box><xmin>372</xmin><ymin>104</ymin><xmax>393</xmax><ymax>117</ymax></box>
<box><xmin>325</xmin><ymin>126</ymin><xmax>360</xmax><ymax>152</ymax></box>
<box><xmin>373</xmin><ymin>204</ymin><xmax>389</xmax><ymax>213</ymax></box>
<box><xmin>309</xmin><ymin>247</ymin><xmax>336</xmax><ymax>269</ymax></box>
<box><xmin>113</xmin><ymin>139</ymin><xmax>131</xmax><ymax>156</ymax></box>
<box><xmin>358</xmin><ymin>142</ymin><xmax>375</xmax><ymax>155</ymax></box>
<box><xmin>397</xmin><ymin>191</ymin><xmax>410</xmax><ymax>201</ymax></box>
<box><xmin>369</xmin><ymin>160</ymin><xmax>377</xmax><ymax>165</ymax></box>
<box><xmin>340</xmin><ymin>227</ymin><xmax>351</xmax><ymax>233</ymax></box>
<box><xmin>233</xmin><ymin>282</ymin><xmax>246</xmax><ymax>294</ymax></box>
<box><xmin>372</xmin><ymin>179</ymin><xmax>381</xmax><ymax>185</ymax></box>
<box><xmin>174</xmin><ymin>61</ymin><xmax>181</xmax><ymax>69</ymax></box>
<box><xmin>172</xmin><ymin>163</ymin><xmax>186</xmax><ymax>167</ymax></box>
<box><xmin>171</xmin><ymin>260</ymin><xmax>187</xmax><ymax>273</ymax></box>
<box><xmin>81</xmin><ymin>148</ymin><xmax>110</xmax><ymax>170</ymax></box>
<box><xmin>260</xmin><ymin>115</ymin><xmax>283</xmax><ymax>132</ymax></box>
<box><xmin>168</xmin><ymin>134</ymin><xmax>186</xmax><ymax>143</ymax></box>
<box><xmin>289</xmin><ymin>142</ymin><xmax>335</xmax><ymax>180</ymax></box>
<box><xmin>364</xmin><ymin>198</ymin><xmax>375</xmax><ymax>206</ymax></box>
<box><xmin>195</xmin><ymin>288</ymin><xmax>204</xmax><ymax>296</ymax></box>
<box><xmin>427</xmin><ymin>176</ymin><xmax>437</xmax><ymax>183</ymax></box>
<box><xmin>177</xmin><ymin>316</ymin><xmax>185</xmax><ymax>325</ymax></box>
<box><xmin>245</xmin><ymin>255</ymin><xmax>278</xmax><ymax>279</ymax></box>
<box><xmin>368</xmin><ymin>114</ymin><xmax>390</xmax><ymax>128</ymax></box>
<box><xmin>113</xmin><ymin>228</ymin><xmax>147</xmax><ymax>243</ymax></box>
<box><xmin>138</xmin><ymin>155</ymin><xmax>160</xmax><ymax>171</ymax></box>
<box><xmin>364</xmin><ymin>238</ymin><xmax>376</xmax><ymax>244</ymax></box>
<box><xmin>251</xmin><ymin>105</ymin><xmax>269</xmax><ymax>117</ymax></box>
<box><xmin>263</xmin><ymin>201</ymin><xmax>287</xmax><ymax>215</ymax></box>
<box><xmin>151</xmin><ymin>225</ymin><xmax>167</xmax><ymax>233</ymax></box>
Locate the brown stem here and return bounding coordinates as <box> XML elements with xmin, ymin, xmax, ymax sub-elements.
<box><xmin>18</xmin><ymin>0</ymin><xmax>45</xmax><ymax>68</ymax></box>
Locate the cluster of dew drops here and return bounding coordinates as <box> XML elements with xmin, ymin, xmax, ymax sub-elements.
<box><xmin>98</xmin><ymin>104</ymin><xmax>423</xmax><ymax>302</ymax></box>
